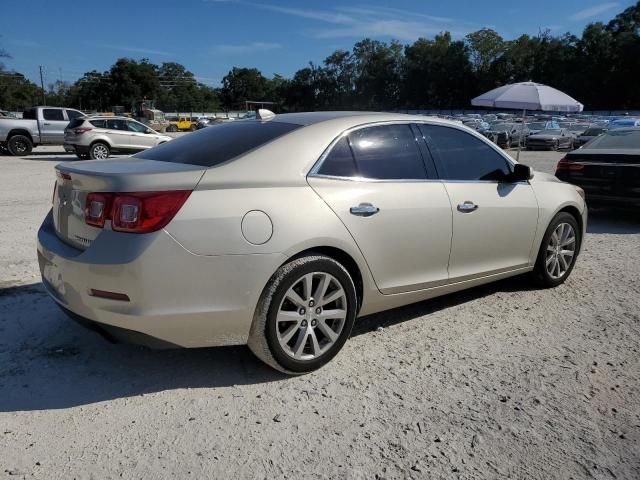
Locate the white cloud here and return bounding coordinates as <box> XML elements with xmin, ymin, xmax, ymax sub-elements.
<box><xmin>569</xmin><ymin>2</ymin><xmax>620</xmax><ymax>21</ymax></box>
<box><xmin>249</xmin><ymin>2</ymin><xmax>475</xmax><ymax>40</ymax></box>
<box><xmin>90</xmin><ymin>43</ymin><xmax>173</xmax><ymax>57</ymax></box>
<box><xmin>213</xmin><ymin>42</ymin><xmax>282</xmax><ymax>54</ymax></box>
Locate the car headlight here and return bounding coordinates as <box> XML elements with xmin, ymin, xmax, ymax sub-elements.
<box><xmin>575</xmin><ymin>186</ymin><xmax>585</xmax><ymax>200</ymax></box>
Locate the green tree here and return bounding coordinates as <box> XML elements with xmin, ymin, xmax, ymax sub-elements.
<box><xmin>221</xmin><ymin>67</ymin><xmax>269</xmax><ymax>109</ymax></box>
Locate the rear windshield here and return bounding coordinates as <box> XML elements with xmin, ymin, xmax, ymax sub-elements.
<box><xmin>67</xmin><ymin>118</ymin><xmax>85</xmax><ymax>129</ymax></box>
<box><xmin>135</xmin><ymin>120</ymin><xmax>302</xmax><ymax>167</ymax></box>
<box><xmin>22</xmin><ymin>108</ymin><xmax>36</xmax><ymax>120</ymax></box>
<box><xmin>585</xmin><ymin>129</ymin><xmax>640</xmax><ymax>149</ymax></box>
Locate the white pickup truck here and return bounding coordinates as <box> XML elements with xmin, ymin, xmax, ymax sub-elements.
<box><xmin>0</xmin><ymin>106</ymin><xmax>85</xmax><ymax>156</ymax></box>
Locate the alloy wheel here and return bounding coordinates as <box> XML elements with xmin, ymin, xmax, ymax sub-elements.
<box><xmin>545</xmin><ymin>222</ymin><xmax>576</xmax><ymax>279</ymax></box>
<box><xmin>275</xmin><ymin>272</ymin><xmax>347</xmax><ymax>360</ymax></box>
<box><xmin>92</xmin><ymin>144</ymin><xmax>109</xmax><ymax>159</ymax></box>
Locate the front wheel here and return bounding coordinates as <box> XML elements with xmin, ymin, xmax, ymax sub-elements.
<box><xmin>248</xmin><ymin>255</ymin><xmax>357</xmax><ymax>374</ymax></box>
<box><xmin>89</xmin><ymin>142</ymin><xmax>110</xmax><ymax>160</ymax></box>
<box><xmin>532</xmin><ymin>212</ymin><xmax>580</xmax><ymax>287</ymax></box>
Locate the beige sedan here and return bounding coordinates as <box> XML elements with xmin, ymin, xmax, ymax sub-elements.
<box><xmin>39</xmin><ymin>111</ymin><xmax>587</xmax><ymax>373</ymax></box>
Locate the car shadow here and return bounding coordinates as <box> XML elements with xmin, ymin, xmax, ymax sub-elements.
<box><xmin>0</xmin><ymin>282</ymin><xmax>286</xmax><ymax>412</ymax></box>
<box><xmin>352</xmin><ymin>274</ymin><xmax>537</xmax><ymax>336</ymax></box>
<box><xmin>587</xmin><ymin>208</ymin><xmax>640</xmax><ymax>234</ymax></box>
<box><xmin>0</xmin><ymin>275</ymin><xmax>538</xmax><ymax>412</ymax></box>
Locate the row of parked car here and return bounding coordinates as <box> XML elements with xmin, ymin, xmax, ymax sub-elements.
<box><xmin>447</xmin><ymin>113</ymin><xmax>639</xmax><ymax>151</ymax></box>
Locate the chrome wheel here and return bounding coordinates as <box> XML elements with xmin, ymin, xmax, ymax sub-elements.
<box><xmin>276</xmin><ymin>272</ymin><xmax>347</xmax><ymax>360</ymax></box>
<box><xmin>91</xmin><ymin>144</ymin><xmax>109</xmax><ymax>159</ymax></box>
<box><xmin>545</xmin><ymin>222</ymin><xmax>576</xmax><ymax>279</ymax></box>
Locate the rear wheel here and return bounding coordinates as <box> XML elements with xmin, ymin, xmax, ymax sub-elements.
<box><xmin>167</xmin><ymin>124</ymin><xmax>178</xmax><ymax>132</ymax></box>
<box><xmin>7</xmin><ymin>135</ymin><xmax>33</xmax><ymax>156</ymax></box>
<box><xmin>248</xmin><ymin>255</ymin><xmax>357</xmax><ymax>374</ymax></box>
<box><xmin>533</xmin><ymin>212</ymin><xmax>580</xmax><ymax>287</ymax></box>
<box><xmin>89</xmin><ymin>142</ymin><xmax>110</xmax><ymax>160</ymax></box>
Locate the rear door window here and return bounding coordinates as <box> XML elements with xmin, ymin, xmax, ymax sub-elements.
<box><xmin>89</xmin><ymin>119</ymin><xmax>106</xmax><ymax>128</ymax></box>
<box><xmin>317</xmin><ymin>137</ymin><xmax>358</xmax><ymax>177</ymax></box>
<box><xmin>348</xmin><ymin>124</ymin><xmax>427</xmax><ymax>180</ymax></box>
<box><xmin>43</xmin><ymin>109</ymin><xmax>64</xmax><ymax>121</ymax></box>
<box><xmin>317</xmin><ymin>124</ymin><xmax>431</xmax><ymax>180</ymax></box>
<box><xmin>105</xmin><ymin>119</ymin><xmax>128</xmax><ymax>130</ymax></box>
<box><xmin>135</xmin><ymin>120</ymin><xmax>301</xmax><ymax>167</ymax></box>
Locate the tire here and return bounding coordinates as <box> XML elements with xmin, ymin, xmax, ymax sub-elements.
<box><xmin>248</xmin><ymin>255</ymin><xmax>358</xmax><ymax>374</ymax></box>
<box><xmin>167</xmin><ymin>124</ymin><xmax>178</xmax><ymax>133</ymax></box>
<box><xmin>190</xmin><ymin>124</ymin><xmax>197</xmax><ymax>131</ymax></box>
<box><xmin>89</xmin><ymin>142</ymin><xmax>110</xmax><ymax>160</ymax></box>
<box><xmin>532</xmin><ymin>212</ymin><xmax>580</xmax><ymax>288</ymax></box>
<box><xmin>7</xmin><ymin>135</ymin><xmax>33</xmax><ymax>156</ymax></box>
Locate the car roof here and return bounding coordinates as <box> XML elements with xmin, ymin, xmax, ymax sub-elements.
<box><xmin>270</xmin><ymin>111</ymin><xmax>453</xmax><ymax>127</ymax></box>
<box><xmin>86</xmin><ymin>115</ymin><xmax>136</xmax><ymax>121</ymax></box>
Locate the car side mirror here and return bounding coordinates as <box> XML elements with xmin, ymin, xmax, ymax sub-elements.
<box><xmin>511</xmin><ymin>163</ymin><xmax>533</xmax><ymax>182</ymax></box>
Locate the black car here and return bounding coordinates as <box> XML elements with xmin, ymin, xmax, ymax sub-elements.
<box><xmin>555</xmin><ymin>128</ymin><xmax>640</xmax><ymax>208</ymax></box>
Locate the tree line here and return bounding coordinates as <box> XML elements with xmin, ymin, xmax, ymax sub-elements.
<box><xmin>1</xmin><ymin>1</ymin><xmax>639</xmax><ymax>113</ymax></box>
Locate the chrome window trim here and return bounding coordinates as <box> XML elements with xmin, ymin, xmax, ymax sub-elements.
<box><xmin>307</xmin><ymin>119</ymin><xmax>517</xmax><ymax>183</ymax></box>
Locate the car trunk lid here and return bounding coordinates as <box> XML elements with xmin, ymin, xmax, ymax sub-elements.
<box><xmin>53</xmin><ymin>158</ymin><xmax>206</xmax><ymax>250</ymax></box>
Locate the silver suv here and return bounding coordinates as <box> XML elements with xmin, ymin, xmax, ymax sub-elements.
<box><xmin>64</xmin><ymin>116</ymin><xmax>172</xmax><ymax>159</ymax></box>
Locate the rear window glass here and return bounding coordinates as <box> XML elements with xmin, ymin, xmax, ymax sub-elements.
<box><xmin>89</xmin><ymin>119</ymin><xmax>106</xmax><ymax>128</ymax></box>
<box><xmin>585</xmin><ymin>129</ymin><xmax>640</xmax><ymax>149</ymax></box>
<box><xmin>23</xmin><ymin>108</ymin><xmax>36</xmax><ymax>120</ymax></box>
<box><xmin>43</xmin><ymin>109</ymin><xmax>64</xmax><ymax>121</ymax></box>
<box><xmin>135</xmin><ymin>121</ymin><xmax>301</xmax><ymax>167</ymax></box>
<box><xmin>67</xmin><ymin>118</ymin><xmax>85</xmax><ymax>129</ymax></box>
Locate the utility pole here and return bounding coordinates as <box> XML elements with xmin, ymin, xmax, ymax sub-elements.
<box><xmin>39</xmin><ymin>65</ymin><xmax>46</xmax><ymax>105</ymax></box>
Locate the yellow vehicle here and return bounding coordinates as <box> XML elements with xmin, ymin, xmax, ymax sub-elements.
<box><xmin>167</xmin><ymin>115</ymin><xmax>197</xmax><ymax>132</ymax></box>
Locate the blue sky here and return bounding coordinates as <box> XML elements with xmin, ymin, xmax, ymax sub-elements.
<box><xmin>1</xmin><ymin>0</ymin><xmax>634</xmax><ymax>87</ymax></box>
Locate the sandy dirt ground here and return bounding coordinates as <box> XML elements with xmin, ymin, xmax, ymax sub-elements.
<box><xmin>0</xmin><ymin>146</ymin><xmax>639</xmax><ymax>479</ymax></box>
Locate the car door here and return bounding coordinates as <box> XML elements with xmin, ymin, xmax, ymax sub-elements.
<box><xmin>419</xmin><ymin>124</ymin><xmax>539</xmax><ymax>281</ymax></box>
<box><xmin>40</xmin><ymin>108</ymin><xmax>69</xmax><ymax>144</ymax></box>
<box><xmin>308</xmin><ymin>123</ymin><xmax>453</xmax><ymax>294</ymax></box>
<box><xmin>104</xmin><ymin>119</ymin><xmax>132</xmax><ymax>150</ymax></box>
<box><xmin>127</xmin><ymin>120</ymin><xmax>157</xmax><ymax>150</ymax></box>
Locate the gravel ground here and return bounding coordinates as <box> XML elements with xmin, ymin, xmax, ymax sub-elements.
<box><xmin>1</xmin><ymin>147</ymin><xmax>639</xmax><ymax>479</ymax></box>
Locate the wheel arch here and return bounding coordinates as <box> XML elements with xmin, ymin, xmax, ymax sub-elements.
<box><xmin>89</xmin><ymin>138</ymin><xmax>112</xmax><ymax>149</ymax></box>
<box><xmin>7</xmin><ymin>129</ymin><xmax>33</xmax><ymax>142</ymax></box>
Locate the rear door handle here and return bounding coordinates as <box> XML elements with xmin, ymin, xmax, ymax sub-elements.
<box><xmin>350</xmin><ymin>203</ymin><xmax>379</xmax><ymax>217</ymax></box>
<box><xmin>457</xmin><ymin>201</ymin><xmax>479</xmax><ymax>213</ymax></box>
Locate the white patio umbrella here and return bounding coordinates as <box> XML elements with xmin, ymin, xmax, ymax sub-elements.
<box><xmin>471</xmin><ymin>81</ymin><xmax>584</xmax><ymax>160</ymax></box>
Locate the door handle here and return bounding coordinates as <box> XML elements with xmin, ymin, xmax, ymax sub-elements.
<box><xmin>350</xmin><ymin>203</ymin><xmax>379</xmax><ymax>217</ymax></box>
<box><xmin>457</xmin><ymin>201</ymin><xmax>479</xmax><ymax>213</ymax></box>
<box><xmin>43</xmin><ymin>122</ymin><xmax>51</xmax><ymax>125</ymax></box>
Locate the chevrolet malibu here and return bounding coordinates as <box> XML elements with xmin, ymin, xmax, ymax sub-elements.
<box><xmin>38</xmin><ymin>111</ymin><xmax>587</xmax><ymax>374</ymax></box>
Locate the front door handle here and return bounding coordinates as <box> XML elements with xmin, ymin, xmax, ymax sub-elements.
<box><xmin>457</xmin><ymin>201</ymin><xmax>479</xmax><ymax>213</ymax></box>
<box><xmin>350</xmin><ymin>203</ymin><xmax>379</xmax><ymax>217</ymax></box>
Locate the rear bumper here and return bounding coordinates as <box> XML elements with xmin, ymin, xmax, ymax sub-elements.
<box><xmin>63</xmin><ymin>143</ymin><xmax>89</xmax><ymax>154</ymax></box>
<box><xmin>38</xmin><ymin>210</ymin><xmax>285</xmax><ymax>348</ymax></box>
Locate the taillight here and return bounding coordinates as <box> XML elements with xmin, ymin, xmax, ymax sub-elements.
<box><xmin>84</xmin><ymin>191</ymin><xmax>191</xmax><ymax>233</ymax></box>
<box><xmin>85</xmin><ymin>193</ymin><xmax>113</xmax><ymax>228</ymax></box>
<box><xmin>74</xmin><ymin>127</ymin><xmax>92</xmax><ymax>135</ymax></box>
<box><xmin>556</xmin><ymin>157</ymin><xmax>584</xmax><ymax>171</ymax></box>
<box><xmin>52</xmin><ymin>181</ymin><xmax>57</xmax><ymax>205</ymax></box>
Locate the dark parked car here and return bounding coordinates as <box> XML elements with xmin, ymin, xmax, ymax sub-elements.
<box><xmin>555</xmin><ymin>128</ymin><xmax>640</xmax><ymax>208</ymax></box>
<box><xmin>526</xmin><ymin>129</ymin><xmax>574</xmax><ymax>151</ymax></box>
<box><xmin>575</xmin><ymin>127</ymin><xmax>605</xmax><ymax>147</ymax></box>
